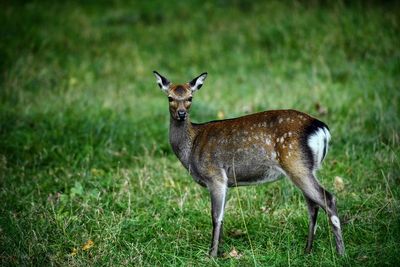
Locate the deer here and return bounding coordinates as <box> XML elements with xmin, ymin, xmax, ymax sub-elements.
<box><xmin>153</xmin><ymin>71</ymin><xmax>345</xmax><ymax>257</ymax></box>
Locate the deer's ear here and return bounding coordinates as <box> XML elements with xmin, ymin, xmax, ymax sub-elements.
<box><xmin>153</xmin><ymin>71</ymin><xmax>170</xmax><ymax>93</ymax></box>
<box><xmin>188</xmin><ymin>72</ymin><xmax>207</xmax><ymax>92</ymax></box>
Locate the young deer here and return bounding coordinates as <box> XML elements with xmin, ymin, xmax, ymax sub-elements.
<box><xmin>153</xmin><ymin>71</ymin><xmax>345</xmax><ymax>257</ymax></box>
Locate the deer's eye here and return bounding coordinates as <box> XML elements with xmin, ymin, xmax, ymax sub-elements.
<box><xmin>187</xmin><ymin>97</ymin><xmax>193</xmax><ymax>102</ymax></box>
<box><xmin>168</xmin><ymin>97</ymin><xmax>173</xmax><ymax>102</ymax></box>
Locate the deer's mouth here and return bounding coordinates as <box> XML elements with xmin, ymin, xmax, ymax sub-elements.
<box><xmin>177</xmin><ymin>110</ymin><xmax>187</xmax><ymax>121</ymax></box>
<box><xmin>177</xmin><ymin>115</ymin><xmax>187</xmax><ymax>121</ymax></box>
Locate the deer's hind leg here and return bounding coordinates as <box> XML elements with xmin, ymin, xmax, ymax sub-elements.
<box><xmin>290</xmin><ymin>171</ymin><xmax>345</xmax><ymax>255</ymax></box>
<box><xmin>282</xmin><ymin>156</ymin><xmax>345</xmax><ymax>255</ymax></box>
<box><xmin>304</xmin><ymin>195</ymin><xmax>319</xmax><ymax>253</ymax></box>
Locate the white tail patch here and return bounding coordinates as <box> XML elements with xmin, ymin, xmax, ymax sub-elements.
<box><xmin>307</xmin><ymin>127</ymin><xmax>330</xmax><ymax>169</ymax></box>
<box><xmin>330</xmin><ymin>215</ymin><xmax>341</xmax><ymax>229</ymax></box>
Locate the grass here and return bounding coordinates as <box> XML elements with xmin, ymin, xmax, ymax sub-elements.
<box><xmin>1</xmin><ymin>0</ymin><xmax>399</xmax><ymax>266</ymax></box>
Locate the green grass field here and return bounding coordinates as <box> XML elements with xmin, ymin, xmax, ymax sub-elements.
<box><xmin>1</xmin><ymin>1</ymin><xmax>399</xmax><ymax>266</ymax></box>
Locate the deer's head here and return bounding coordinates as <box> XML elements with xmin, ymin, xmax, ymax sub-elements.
<box><xmin>153</xmin><ymin>71</ymin><xmax>207</xmax><ymax>122</ymax></box>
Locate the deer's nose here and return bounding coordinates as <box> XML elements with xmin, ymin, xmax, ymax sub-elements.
<box><xmin>177</xmin><ymin>110</ymin><xmax>186</xmax><ymax>120</ymax></box>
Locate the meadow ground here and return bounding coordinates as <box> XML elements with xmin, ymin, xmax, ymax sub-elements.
<box><xmin>1</xmin><ymin>1</ymin><xmax>399</xmax><ymax>266</ymax></box>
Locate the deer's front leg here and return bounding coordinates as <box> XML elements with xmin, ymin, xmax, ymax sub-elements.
<box><xmin>208</xmin><ymin>181</ymin><xmax>227</xmax><ymax>257</ymax></box>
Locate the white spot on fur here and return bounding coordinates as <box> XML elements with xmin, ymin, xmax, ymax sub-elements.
<box><xmin>331</xmin><ymin>215</ymin><xmax>341</xmax><ymax>229</ymax></box>
<box><xmin>288</xmin><ymin>132</ymin><xmax>292</xmax><ymax>137</ymax></box>
<box><xmin>278</xmin><ymin>118</ymin><xmax>283</xmax><ymax>124</ymax></box>
<box><xmin>280</xmin><ymin>137</ymin><xmax>284</xmax><ymax>143</ymax></box>
<box><xmin>265</xmin><ymin>138</ymin><xmax>271</xmax><ymax>145</ymax></box>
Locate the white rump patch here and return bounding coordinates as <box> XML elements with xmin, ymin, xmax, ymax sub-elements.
<box><xmin>323</xmin><ymin>127</ymin><xmax>331</xmax><ymax>143</ymax></box>
<box><xmin>307</xmin><ymin>127</ymin><xmax>330</xmax><ymax>169</ymax></box>
<box><xmin>330</xmin><ymin>215</ymin><xmax>341</xmax><ymax>229</ymax></box>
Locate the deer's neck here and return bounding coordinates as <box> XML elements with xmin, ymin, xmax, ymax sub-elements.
<box><xmin>169</xmin><ymin>116</ymin><xmax>196</xmax><ymax>169</ymax></box>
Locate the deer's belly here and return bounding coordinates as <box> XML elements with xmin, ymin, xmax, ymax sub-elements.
<box><xmin>229</xmin><ymin>166</ymin><xmax>284</xmax><ymax>187</ymax></box>
<box><xmin>219</xmin><ymin>145</ymin><xmax>283</xmax><ymax>186</ymax></box>
<box><xmin>220</xmin><ymin>149</ymin><xmax>282</xmax><ymax>186</ymax></box>
<box><xmin>190</xmin><ymin>142</ymin><xmax>282</xmax><ymax>186</ymax></box>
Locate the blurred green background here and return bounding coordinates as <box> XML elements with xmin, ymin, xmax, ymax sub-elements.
<box><xmin>0</xmin><ymin>1</ymin><xmax>399</xmax><ymax>266</ymax></box>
